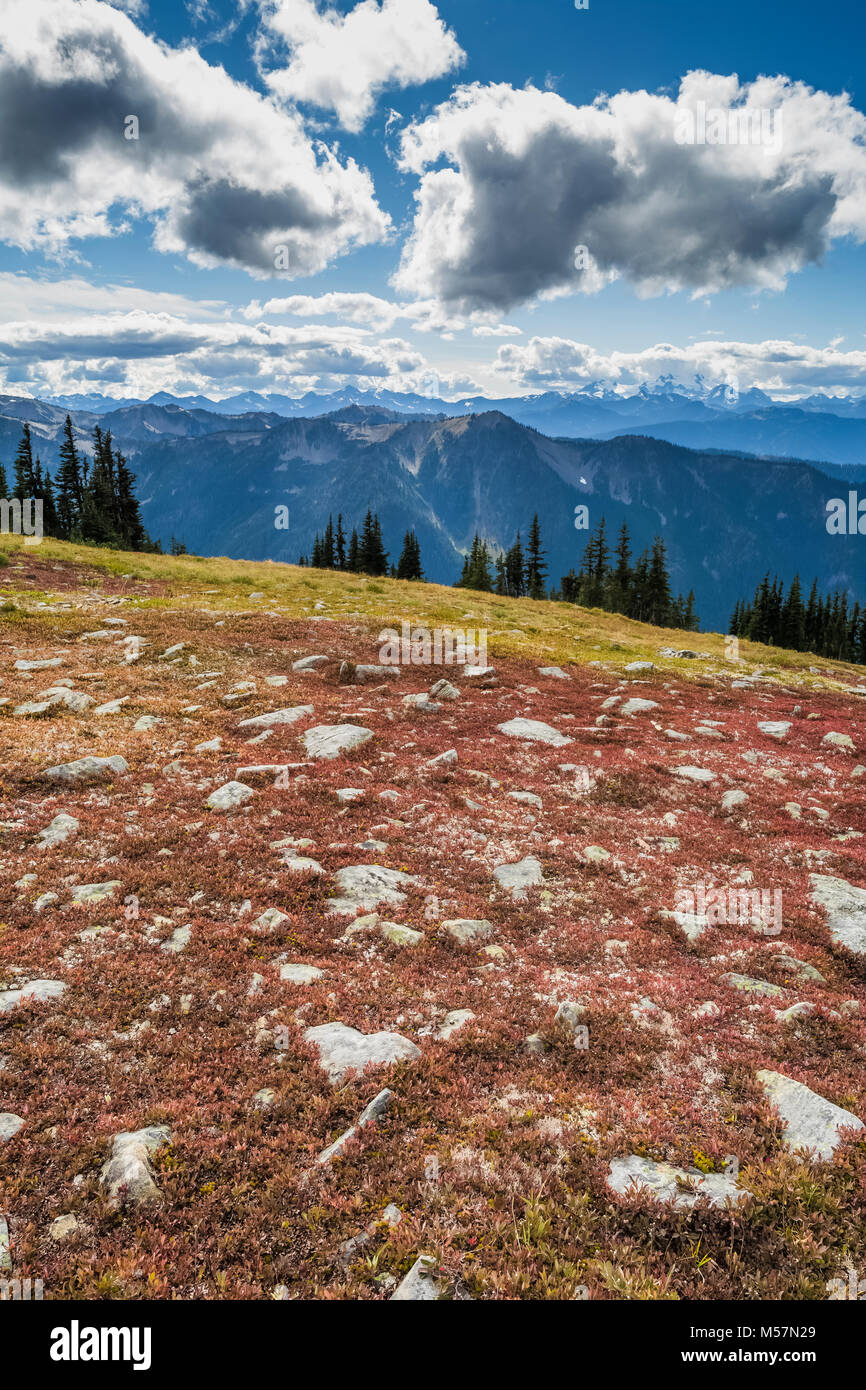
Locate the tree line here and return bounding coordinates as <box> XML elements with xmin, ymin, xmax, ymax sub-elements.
<box><xmin>0</xmin><ymin>418</ymin><xmax>156</xmax><ymax>551</ymax></box>
<box><xmin>730</xmin><ymin>574</ymin><xmax>866</xmax><ymax>665</ymax></box>
<box><xmin>458</xmin><ymin>514</ymin><xmax>699</xmax><ymax>630</ymax></box>
<box><xmin>299</xmin><ymin>511</ymin><xmax>423</xmax><ymax>579</ymax></box>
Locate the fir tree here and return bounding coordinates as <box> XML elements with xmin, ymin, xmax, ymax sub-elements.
<box><xmin>525</xmin><ymin>513</ymin><xmax>547</xmax><ymax>599</ymax></box>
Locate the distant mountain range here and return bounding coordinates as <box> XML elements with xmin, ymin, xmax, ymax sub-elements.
<box><xmin>26</xmin><ymin>376</ymin><xmax>866</xmax><ymax>471</ymax></box>
<box><xmin>1</xmin><ymin>392</ymin><xmax>861</xmax><ymax>633</ymax></box>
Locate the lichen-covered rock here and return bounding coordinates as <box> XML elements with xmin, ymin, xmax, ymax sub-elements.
<box><xmin>304</xmin><ymin>1022</ymin><xmax>421</xmax><ymax>1086</ymax></box>
<box><xmin>607</xmin><ymin>1155</ymin><xmax>745</xmax><ymax>1209</ymax></box>
<box><xmin>303</xmin><ymin>724</ymin><xmax>374</xmax><ymax>759</ymax></box>
<box><xmin>757</xmin><ymin>1071</ymin><xmax>864</xmax><ymax>1160</ymax></box>
<box><xmin>100</xmin><ymin>1126</ymin><xmax>172</xmax><ymax>1207</ymax></box>
<box><xmin>41</xmin><ymin>755</ymin><xmax>128</xmax><ymax>783</ymax></box>
<box><xmin>497</xmin><ymin>718</ymin><xmax>572</xmax><ymax>747</ymax></box>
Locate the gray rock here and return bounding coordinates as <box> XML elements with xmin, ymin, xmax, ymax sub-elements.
<box><xmin>757</xmin><ymin>1070</ymin><xmax>864</xmax><ymax>1160</ymax></box>
<box><xmin>0</xmin><ymin>979</ymin><xmax>67</xmax><ymax>1013</ymax></box>
<box><xmin>822</xmin><ymin>731</ymin><xmax>855</xmax><ymax>751</ymax></box>
<box><xmin>37</xmin><ymin>813</ymin><xmax>79</xmax><ymax>850</ymax></box>
<box><xmin>625</xmin><ymin>661</ymin><xmax>655</xmax><ymax>673</ymax></box>
<box><xmin>721</xmin><ymin>789</ymin><xmax>749</xmax><ymax>812</ymax></box>
<box><xmin>672</xmin><ymin>765</ymin><xmax>716</xmax><ymax>783</ymax></box>
<box><xmin>49</xmin><ymin>1214</ymin><xmax>81</xmax><ymax>1242</ymax></box>
<box><xmin>292</xmin><ymin>655</ymin><xmax>329</xmax><ymax>671</ymax></box>
<box><xmin>327</xmin><ymin>864</ymin><xmax>419</xmax><ymax>915</ymax></box>
<box><xmin>206</xmin><ymin>781</ymin><xmax>256</xmax><ymax>810</ymax></box>
<box><xmin>39</xmin><ymin>688</ymin><xmax>95</xmax><ymax>714</ymax></box>
<box><xmin>493</xmin><ymin>856</ymin><xmax>543</xmax><ymax>900</ymax></box>
<box><xmin>100</xmin><ymin>1125</ymin><xmax>171</xmax><ymax>1206</ymax></box>
<box><xmin>507</xmin><ymin>790</ymin><xmax>543</xmax><ymax>809</ymax></box>
<box><xmin>238</xmin><ymin>706</ymin><xmax>314</xmax><ymax>729</ymax></box>
<box><xmin>402</xmin><ymin>693</ymin><xmax>442</xmax><ymax>712</ymax></box>
<box><xmin>161</xmin><ymin>925</ymin><xmax>191</xmax><ymax>954</ymax></box>
<box><xmin>810</xmin><ymin>875</ymin><xmax>866</xmax><ymax>955</ymax></box>
<box><xmin>343</xmin><ymin>663</ymin><xmax>400</xmax><ymax>684</ymax></box>
<box><xmin>430</xmin><ymin>679</ymin><xmax>460</xmax><ymax>700</ymax></box>
<box><xmin>304</xmin><ymin>1022</ymin><xmax>421</xmax><ymax>1086</ymax></box>
<box><xmin>252</xmin><ymin>908</ymin><xmax>290</xmax><ymax>934</ymax></box>
<box><xmin>497</xmin><ymin>718</ymin><xmax>572</xmax><ymax>747</ymax></box>
<box><xmin>0</xmin><ymin>1113</ymin><xmax>24</xmax><ymax>1142</ymax></box>
<box><xmin>41</xmin><ymin>755</ymin><xmax>128</xmax><ymax>784</ymax></box>
<box><xmin>390</xmin><ymin>1254</ymin><xmax>444</xmax><ymax>1301</ymax></box>
<box><xmin>316</xmin><ymin>1088</ymin><xmax>392</xmax><ymax>1164</ymax></box>
<box><xmin>426</xmin><ymin>748</ymin><xmax>458</xmax><ymax>767</ymax></box>
<box><xmin>758</xmin><ymin>721</ymin><xmax>792</xmax><ymax>741</ymax></box>
<box><xmin>620</xmin><ymin>698</ymin><xmax>659</xmax><ymax>716</ymax></box>
<box><xmin>280</xmin><ymin>963</ymin><xmax>324</xmax><ymax>984</ymax></box>
<box><xmin>94</xmin><ymin>698</ymin><xmax>130</xmax><ymax>715</ymax></box>
<box><xmin>71</xmin><ymin>881</ymin><xmax>122</xmax><ymax>906</ymax></box>
<box><xmin>303</xmin><ymin>724</ymin><xmax>374</xmax><ymax>759</ymax></box>
<box><xmin>14</xmin><ymin>657</ymin><xmax>63</xmax><ymax>671</ymax></box>
<box><xmin>722</xmin><ymin>973</ymin><xmax>786</xmax><ymax>998</ymax></box>
<box><xmin>441</xmin><ymin>918</ymin><xmax>495</xmax><ymax>945</ymax></box>
<box><xmin>13</xmin><ymin>700</ymin><xmax>53</xmax><ymax>717</ymax></box>
<box><xmin>538</xmin><ymin>666</ymin><xmax>570</xmax><ymax>679</ymax></box>
<box><xmin>607</xmin><ymin>1155</ymin><xmax>745</xmax><ymax>1209</ymax></box>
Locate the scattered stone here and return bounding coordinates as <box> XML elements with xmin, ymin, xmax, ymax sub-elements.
<box><xmin>100</xmin><ymin>1126</ymin><xmax>172</xmax><ymax>1206</ymax></box>
<box><xmin>430</xmin><ymin>678</ymin><xmax>460</xmax><ymax>700</ymax></box>
<box><xmin>822</xmin><ymin>731</ymin><xmax>855</xmax><ymax>751</ymax></box>
<box><xmin>239</xmin><ymin>706</ymin><xmax>314</xmax><ymax>729</ymax></box>
<box><xmin>625</xmin><ymin>661</ymin><xmax>654</xmax><ymax>673</ymax></box>
<box><xmin>809</xmin><ymin>875</ymin><xmax>866</xmax><ymax>955</ymax></box>
<box><xmin>327</xmin><ymin>864</ymin><xmax>419</xmax><ymax>915</ymax></box>
<box><xmin>497</xmin><ymin>718</ymin><xmax>572</xmax><ymax>747</ymax></box>
<box><xmin>607</xmin><ymin>1155</ymin><xmax>745</xmax><ymax>1209</ymax></box>
<box><xmin>317</xmin><ymin>1088</ymin><xmax>392</xmax><ymax>1164</ymax></box>
<box><xmin>721</xmin><ymin>789</ymin><xmax>748</xmax><ymax>812</ymax></box>
<box><xmin>722</xmin><ymin>973</ymin><xmax>786</xmax><ymax>998</ymax></box>
<box><xmin>620</xmin><ymin>698</ymin><xmax>659</xmax><ymax>716</ymax></box>
<box><xmin>672</xmin><ymin>765</ymin><xmax>716</xmax><ymax>784</ymax></box>
<box><xmin>292</xmin><ymin>655</ymin><xmax>328</xmax><ymax>671</ymax></box>
<box><xmin>37</xmin><ymin>813</ymin><xmax>79</xmax><ymax>850</ymax></box>
<box><xmin>303</xmin><ymin>724</ymin><xmax>374</xmax><ymax>759</ymax></box>
<box><xmin>14</xmin><ymin>658</ymin><xmax>63</xmax><ymax>671</ymax></box>
<box><xmin>304</xmin><ymin>1022</ymin><xmax>421</xmax><ymax>1086</ymax></box>
<box><xmin>161</xmin><ymin>925</ymin><xmax>191</xmax><ymax>954</ymax></box>
<box><xmin>426</xmin><ymin>748</ymin><xmax>458</xmax><ymax>768</ymax></box>
<box><xmin>94</xmin><ymin>698</ymin><xmax>130</xmax><ymax>715</ymax></box>
<box><xmin>0</xmin><ymin>1113</ymin><xmax>24</xmax><ymax>1142</ymax></box>
<box><xmin>757</xmin><ymin>1070</ymin><xmax>864</xmax><ymax>1160</ymax></box>
<box><xmin>42</xmin><ymin>755</ymin><xmax>128</xmax><ymax>784</ymax></box>
<box><xmin>758</xmin><ymin>721</ymin><xmax>792</xmax><ymax>741</ymax></box>
<box><xmin>441</xmin><ymin>918</ymin><xmax>495</xmax><ymax>945</ymax></box>
<box><xmin>252</xmin><ymin>908</ymin><xmax>290</xmax><ymax>935</ymax></box>
<box><xmin>71</xmin><ymin>881</ymin><xmax>122</xmax><ymax>906</ymax></box>
<box><xmin>206</xmin><ymin>781</ymin><xmax>256</xmax><ymax>811</ymax></box>
<box><xmin>49</xmin><ymin>1214</ymin><xmax>81</xmax><ymax>1242</ymax></box>
<box><xmin>538</xmin><ymin>666</ymin><xmax>570</xmax><ymax>679</ymax></box>
<box><xmin>341</xmin><ymin>663</ymin><xmax>400</xmax><ymax>684</ymax></box>
<box><xmin>390</xmin><ymin>1254</ymin><xmax>444</xmax><ymax>1301</ymax></box>
<box><xmin>493</xmin><ymin>856</ymin><xmax>543</xmax><ymax>900</ymax></box>
<box><xmin>0</xmin><ymin>979</ymin><xmax>67</xmax><ymax>1013</ymax></box>
<box><xmin>280</xmin><ymin>963</ymin><xmax>324</xmax><ymax>984</ymax></box>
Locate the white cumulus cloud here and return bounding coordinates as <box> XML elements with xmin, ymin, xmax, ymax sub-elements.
<box><xmin>255</xmin><ymin>0</ymin><xmax>465</xmax><ymax>131</ymax></box>
<box><xmin>0</xmin><ymin>0</ymin><xmax>389</xmax><ymax>272</ymax></box>
<box><xmin>394</xmin><ymin>75</ymin><xmax>866</xmax><ymax>312</ymax></box>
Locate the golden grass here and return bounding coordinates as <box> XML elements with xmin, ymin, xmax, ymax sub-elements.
<box><xmin>0</xmin><ymin>532</ymin><xmax>862</xmax><ymax>689</ymax></box>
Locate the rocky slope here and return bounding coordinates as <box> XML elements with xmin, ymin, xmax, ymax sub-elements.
<box><xmin>0</xmin><ymin>547</ymin><xmax>864</xmax><ymax>1300</ymax></box>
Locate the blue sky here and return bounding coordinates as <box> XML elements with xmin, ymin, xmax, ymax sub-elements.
<box><xmin>0</xmin><ymin>0</ymin><xmax>864</xmax><ymax>401</ymax></box>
